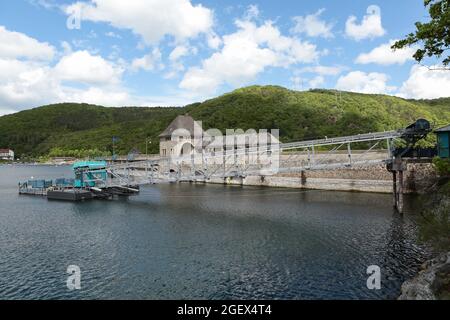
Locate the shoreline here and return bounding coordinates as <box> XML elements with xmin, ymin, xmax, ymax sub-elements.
<box><xmin>398</xmin><ymin>178</ymin><xmax>450</xmax><ymax>300</ymax></box>
<box><xmin>6</xmin><ymin>162</ymin><xmax>439</xmax><ymax>195</ymax></box>
<box><xmin>399</xmin><ymin>252</ymin><xmax>450</xmax><ymax>300</ymax></box>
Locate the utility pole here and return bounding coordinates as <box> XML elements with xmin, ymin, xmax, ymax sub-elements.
<box><xmin>146</xmin><ymin>138</ymin><xmax>152</xmax><ymax>178</ymax></box>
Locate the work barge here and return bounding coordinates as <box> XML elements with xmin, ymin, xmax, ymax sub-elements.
<box><xmin>19</xmin><ymin>161</ymin><xmax>140</xmax><ymax>201</ymax></box>
<box><xmin>18</xmin><ymin>119</ymin><xmax>438</xmax><ymax>213</ymax></box>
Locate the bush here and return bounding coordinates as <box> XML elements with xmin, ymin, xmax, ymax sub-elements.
<box><xmin>418</xmin><ymin>180</ymin><xmax>450</xmax><ymax>252</ymax></box>
<box><xmin>433</xmin><ymin>157</ymin><xmax>450</xmax><ymax>176</ymax></box>
<box><xmin>48</xmin><ymin>147</ymin><xmax>110</xmax><ymax>159</ymax></box>
<box><xmin>419</xmin><ymin>200</ymin><xmax>450</xmax><ymax>252</ymax></box>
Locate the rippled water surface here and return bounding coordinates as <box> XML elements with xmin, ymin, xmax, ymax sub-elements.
<box><xmin>0</xmin><ymin>165</ymin><xmax>431</xmax><ymax>300</ymax></box>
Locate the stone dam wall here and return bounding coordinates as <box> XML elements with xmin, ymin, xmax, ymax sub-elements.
<box><xmin>203</xmin><ymin>163</ymin><xmax>437</xmax><ymax>194</ymax></box>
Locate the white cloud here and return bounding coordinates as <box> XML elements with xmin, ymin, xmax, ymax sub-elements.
<box><xmin>105</xmin><ymin>31</ymin><xmax>121</xmax><ymax>39</ymax></box>
<box><xmin>345</xmin><ymin>5</ymin><xmax>386</xmax><ymax>41</ymax></box>
<box><xmin>54</xmin><ymin>50</ymin><xmax>123</xmax><ymax>84</ymax></box>
<box><xmin>0</xmin><ymin>109</ymin><xmax>18</xmax><ymax>116</ymax></box>
<box><xmin>0</xmin><ymin>56</ymin><xmax>130</xmax><ymax>110</ymax></box>
<box><xmin>291</xmin><ymin>75</ymin><xmax>326</xmax><ymax>90</ymax></box>
<box><xmin>65</xmin><ymin>0</ymin><xmax>214</xmax><ymax>45</ymax></box>
<box><xmin>291</xmin><ymin>9</ymin><xmax>334</xmax><ymax>38</ymax></box>
<box><xmin>356</xmin><ymin>40</ymin><xmax>416</xmax><ymax>65</ymax></box>
<box><xmin>0</xmin><ymin>26</ymin><xmax>131</xmax><ymax>112</ymax></box>
<box><xmin>244</xmin><ymin>4</ymin><xmax>260</xmax><ymax>21</ymax></box>
<box><xmin>336</xmin><ymin>71</ymin><xmax>396</xmax><ymax>94</ymax></box>
<box><xmin>309</xmin><ymin>76</ymin><xmax>325</xmax><ymax>88</ymax></box>
<box><xmin>207</xmin><ymin>32</ymin><xmax>222</xmax><ymax>49</ymax></box>
<box><xmin>180</xmin><ymin>19</ymin><xmax>320</xmax><ymax>95</ymax></box>
<box><xmin>0</xmin><ymin>26</ymin><xmax>203</xmax><ymax>114</ymax></box>
<box><xmin>398</xmin><ymin>65</ymin><xmax>450</xmax><ymax>99</ymax></box>
<box><xmin>169</xmin><ymin>46</ymin><xmax>189</xmax><ymax>61</ymax></box>
<box><xmin>0</xmin><ymin>59</ymin><xmax>40</xmax><ymax>84</ymax></box>
<box><xmin>0</xmin><ymin>59</ymin><xmax>57</xmax><ymax>107</ymax></box>
<box><xmin>61</xmin><ymin>41</ymin><xmax>73</xmax><ymax>55</ymax></box>
<box><xmin>0</xmin><ymin>28</ymin><xmax>59</xmax><ymax>110</ymax></box>
<box><xmin>290</xmin><ymin>75</ymin><xmax>326</xmax><ymax>91</ymax></box>
<box><xmin>163</xmin><ymin>45</ymin><xmax>198</xmax><ymax>79</ymax></box>
<box><xmin>131</xmin><ymin>48</ymin><xmax>164</xmax><ymax>72</ymax></box>
<box><xmin>0</xmin><ymin>25</ymin><xmax>55</xmax><ymax>60</ymax></box>
<box><xmin>298</xmin><ymin>65</ymin><xmax>344</xmax><ymax>76</ymax></box>
<box><xmin>28</xmin><ymin>0</ymin><xmax>60</xmax><ymax>10</ymax></box>
<box><xmin>62</xmin><ymin>86</ymin><xmax>130</xmax><ymax>106</ymax></box>
<box><xmin>0</xmin><ymin>26</ymin><xmax>197</xmax><ymax>114</ymax></box>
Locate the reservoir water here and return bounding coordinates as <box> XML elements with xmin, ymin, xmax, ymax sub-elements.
<box><xmin>0</xmin><ymin>165</ymin><xmax>431</xmax><ymax>300</ymax></box>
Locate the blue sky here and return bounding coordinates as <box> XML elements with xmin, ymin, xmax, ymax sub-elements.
<box><xmin>0</xmin><ymin>0</ymin><xmax>449</xmax><ymax>115</ymax></box>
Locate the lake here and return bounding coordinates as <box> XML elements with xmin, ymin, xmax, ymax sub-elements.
<box><xmin>0</xmin><ymin>165</ymin><xmax>431</xmax><ymax>300</ymax></box>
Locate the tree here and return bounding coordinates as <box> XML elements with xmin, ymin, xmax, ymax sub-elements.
<box><xmin>392</xmin><ymin>0</ymin><xmax>450</xmax><ymax>67</ymax></box>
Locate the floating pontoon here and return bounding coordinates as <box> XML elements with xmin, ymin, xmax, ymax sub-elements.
<box><xmin>18</xmin><ymin>161</ymin><xmax>139</xmax><ymax>201</ymax></box>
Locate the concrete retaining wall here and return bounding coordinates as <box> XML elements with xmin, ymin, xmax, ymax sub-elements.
<box><xmin>203</xmin><ymin>163</ymin><xmax>437</xmax><ymax>194</ymax></box>
<box><xmin>207</xmin><ymin>176</ymin><xmax>393</xmax><ymax>193</ymax></box>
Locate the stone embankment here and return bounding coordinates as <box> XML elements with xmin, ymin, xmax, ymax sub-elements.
<box><xmin>210</xmin><ymin>162</ymin><xmax>437</xmax><ymax>194</ymax></box>
<box><xmin>399</xmin><ymin>252</ymin><xmax>450</xmax><ymax>300</ymax></box>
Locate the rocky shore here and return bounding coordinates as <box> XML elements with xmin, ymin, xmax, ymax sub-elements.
<box><xmin>398</xmin><ymin>174</ymin><xmax>450</xmax><ymax>300</ymax></box>
<box><xmin>399</xmin><ymin>252</ymin><xmax>450</xmax><ymax>300</ymax></box>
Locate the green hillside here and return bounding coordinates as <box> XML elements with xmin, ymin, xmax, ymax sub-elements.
<box><xmin>1</xmin><ymin>85</ymin><xmax>449</xmax><ymax>159</ymax></box>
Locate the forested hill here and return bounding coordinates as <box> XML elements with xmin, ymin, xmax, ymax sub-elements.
<box><xmin>1</xmin><ymin>85</ymin><xmax>449</xmax><ymax>158</ymax></box>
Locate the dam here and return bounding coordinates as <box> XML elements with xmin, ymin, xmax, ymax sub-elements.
<box><xmin>18</xmin><ymin>118</ymin><xmax>437</xmax><ymax>214</ymax></box>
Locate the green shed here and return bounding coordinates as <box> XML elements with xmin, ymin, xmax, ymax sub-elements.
<box><xmin>435</xmin><ymin>125</ymin><xmax>450</xmax><ymax>158</ymax></box>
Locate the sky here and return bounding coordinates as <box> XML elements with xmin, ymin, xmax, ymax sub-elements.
<box><xmin>0</xmin><ymin>0</ymin><xmax>449</xmax><ymax>115</ymax></box>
